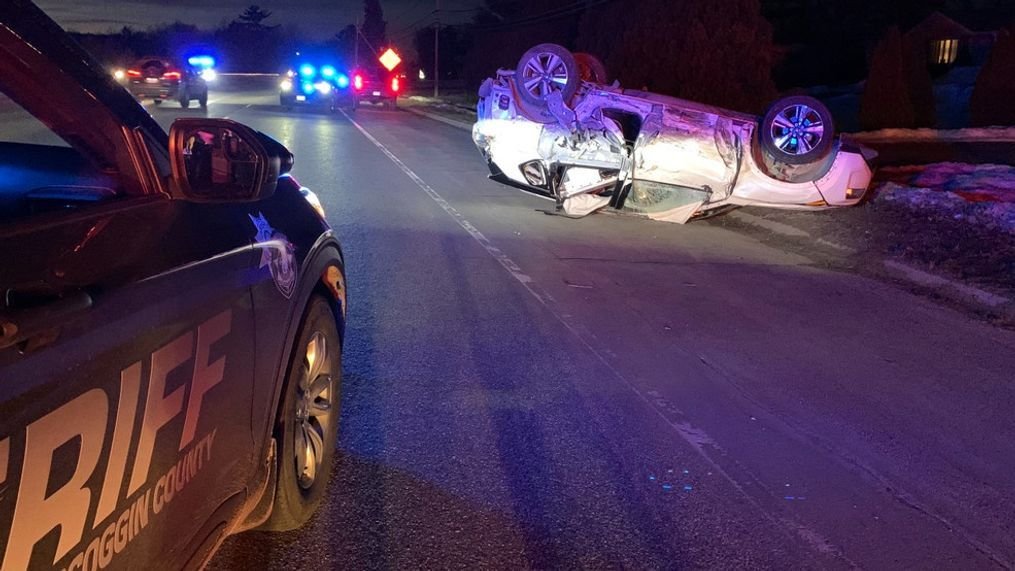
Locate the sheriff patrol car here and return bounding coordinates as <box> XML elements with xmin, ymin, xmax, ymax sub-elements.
<box><xmin>0</xmin><ymin>2</ymin><xmax>347</xmax><ymax>569</ymax></box>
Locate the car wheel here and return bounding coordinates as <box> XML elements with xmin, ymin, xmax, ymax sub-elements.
<box><xmin>179</xmin><ymin>88</ymin><xmax>191</xmax><ymax>109</ymax></box>
<box><xmin>198</xmin><ymin>90</ymin><xmax>208</xmax><ymax>109</ymax></box>
<box><xmin>515</xmin><ymin>43</ymin><xmax>578</xmax><ymax>109</ymax></box>
<box><xmin>153</xmin><ymin>99</ymin><xmax>162</xmax><ymax>106</ymax></box>
<box><xmin>574</xmin><ymin>52</ymin><xmax>608</xmax><ymax>84</ymax></box>
<box><xmin>760</xmin><ymin>95</ymin><xmax>834</xmax><ymax>165</ymax></box>
<box><xmin>259</xmin><ymin>295</ymin><xmax>341</xmax><ymax>531</ymax></box>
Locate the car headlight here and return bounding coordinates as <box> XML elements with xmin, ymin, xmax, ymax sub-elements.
<box><xmin>280</xmin><ymin>79</ymin><xmax>293</xmax><ymax>91</ymax></box>
<box><xmin>113</xmin><ymin>69</ymin><xmax>125</xmax><ymax>81</ymax></box>
<box><xmin>315</xmin><ymin>81</ymin><xmax>332</xmax><ymax>94</ymax></box>
<box><xmin>200</xmin><ymin>68</ymin><xmax>217</xmax><ymax>81</ymax></box>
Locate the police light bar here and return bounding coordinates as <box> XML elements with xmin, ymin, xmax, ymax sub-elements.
<box><xmin>187</xmin><ymin>55</ymin><xmax>215</xmax><ymax>68</ymax></box>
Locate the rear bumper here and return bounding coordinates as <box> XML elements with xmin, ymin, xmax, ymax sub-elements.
<box><xmin>356</xmin><ymin>90</ymin><xmax>396</xmax><ymax>103</ymax></box>
<box><xmin>282</xmin><ymin>91</ymin><xmax>355</xmax><ymax>106</ymax></box>
<box><xmin>130</xmin><ymin>84</ymin><xmax>180</xmax><ymax>99</ymax></box>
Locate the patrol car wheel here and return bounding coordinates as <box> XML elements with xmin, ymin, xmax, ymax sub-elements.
<box><xmin>198</xmin><ymin>90</ymin><xmax>208</xmax><ymax>108</ymax></box>
<box><xmin>179</xmin><ymin>87</ymin><xmax>191</xmax><ymax>109</ymax></box>
<box><xmin>261</xmin><ymin>295</ymin><xmax>341</xmax><ymax>531</ymax></box>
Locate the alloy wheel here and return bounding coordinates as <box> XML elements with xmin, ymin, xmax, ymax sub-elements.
<box><xmin>294</xmin><ymin>330</ymin><xmax>334</xmax><ymax>490</ymax></box>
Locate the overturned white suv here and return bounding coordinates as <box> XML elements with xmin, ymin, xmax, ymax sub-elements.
<box><xmin>473</xmin><ymin>44</ymin><xmax>875</xmax><ymax>223</ymax></box>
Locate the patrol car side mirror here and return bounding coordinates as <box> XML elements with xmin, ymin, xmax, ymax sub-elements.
<box><xmin>169</xmin><ymin>118</ymin><xmax>280</xmax><ymax>202</ymax></box>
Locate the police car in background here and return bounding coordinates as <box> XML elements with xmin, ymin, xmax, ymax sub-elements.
<box><xmin>0</xmin><ymin>2</ymin><xmax>347</xmax><ymax>569</ymax></box>
<box><xmin>279</xmin><ymin>58</ymin><xmax>356</xmax><ymax>113</ymax></box>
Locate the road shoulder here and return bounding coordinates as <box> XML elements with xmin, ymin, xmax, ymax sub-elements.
<box><xmin>405</xmin><ymin>101</ymin><xmax>1015</xmax><ymax>327</ymax></box>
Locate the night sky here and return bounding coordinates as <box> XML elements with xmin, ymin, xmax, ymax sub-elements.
<box><xmin>34</xmin><ymin>0</ymin><xmax>483</xmax><ymax>40</ymax></box>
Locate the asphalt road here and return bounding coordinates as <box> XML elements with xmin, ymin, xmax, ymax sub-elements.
<box><xmin>73</xmin><ymin>86</ymin><xmax>1015</xmax><ymax>568</ymax></box>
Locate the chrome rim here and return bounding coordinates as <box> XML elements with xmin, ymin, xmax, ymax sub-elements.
<box><xmin>770</xmin><ymin>103</ymin><xmax>824</xmax><ymax>156</ymax></box>
<box><xmin>521</xmin><ymin>52</ymin><xmax>570</xmax><ymax>99</ymax></box>
<box><xmin>294</xmin><ymin>331</ymin><xmax>333</xmax><ymax>490</ymax></box>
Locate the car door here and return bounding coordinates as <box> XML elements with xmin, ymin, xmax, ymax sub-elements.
<box><xmin>0</xmin><ymin>8</ymin><xmax>260</xmax><ymax>570</ymax></box>
<box><xmin>0</xmin><ymin>197</ymin><xmax>261</xmax><ymax>571</ymax></box>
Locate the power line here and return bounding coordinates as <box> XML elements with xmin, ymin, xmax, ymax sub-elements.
<box><xmin>475</xmin><ymin>0</ymin><xmax>615</xmax><ymax>31</ymax></box>
<box><xmin>388</xmin><ymin>10</ymin><xmax>437</xmax><ymax>38</ymax></box>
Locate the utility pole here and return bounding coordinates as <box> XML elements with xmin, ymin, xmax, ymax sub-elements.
<box><xmin>354</xmin><ymin>17</ymin><xmax>360</xmax><ymax>68</ymax></box>
<box><xmin>434</xmin><ymin>0</ymin><xmax>439</xmax><ymax>98</ymax></box>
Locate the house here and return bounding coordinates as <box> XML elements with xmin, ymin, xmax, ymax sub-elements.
<box><xmin>903</xmin><ymin>12</ymin><xmax>1000</xmax><ymax>127</ymax></box>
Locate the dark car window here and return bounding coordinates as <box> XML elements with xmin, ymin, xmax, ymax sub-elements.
<box><xmin>136</xmin><ymin>58</ymin><xmax>170</xmax><ymax>74</ymax></box>
<box><xmin>0</xmin><ymin>92</ymin><xmax>121</xmax><ymax>225</ymax></box>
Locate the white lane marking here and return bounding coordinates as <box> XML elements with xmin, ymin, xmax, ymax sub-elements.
<box><xmin>342</xmin><ymin>110</ymin><xmax>850</xmax><ymax>565</ymax></box>
<box><xmin>342</xmin><ymin>112</ymin><xmax>554</xmax><ymax>305</ymax></box>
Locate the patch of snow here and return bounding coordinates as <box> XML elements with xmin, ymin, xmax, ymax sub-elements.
<box><xmin>874</xmin><ymin>163</ymin><xmax>1015</xmax><ymax>235</ymax></box>
<box><xmin>850</xmin><ymin>126</ymin><xmax>1015</xmax><ymax>142</ymax></box>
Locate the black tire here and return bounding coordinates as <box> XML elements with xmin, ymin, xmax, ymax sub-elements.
<box><xmin>259</xmin><ymin>295</ymin><xmax>342</xmax><ymax>531</ymax></box>
<box><xmin>759</xmin><ymin>95</ymin><xmax>834</xmax><ymax>165</ymax></box>
<box><xmin>179</xmin><ymin>87</ymin><xmax>191</xmax><ymax>109</ymax></box>
<box><xmin>153</xmin><ymin>99</ymin><xmax>162</xmax><ymax>106</ymax></box>
<box><xmin>198</xmin><ymin>90</ymin><xmax>208</xmax><ymax>109</ymax></box>
<box><xmin>515</xmin><ymin>43</ymin><xmax>579</xmax><ymax>109</ymax></box>
<box><xmin>574</xmin><ymin>52</ymin><xmax>608</xmax><ymax>84</ymax></box>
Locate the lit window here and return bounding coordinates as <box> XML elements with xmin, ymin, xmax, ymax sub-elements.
<box><xmin>930</xmin><ymin>39</ymin><xmax>959</xmax><ymax>65</ymax></box>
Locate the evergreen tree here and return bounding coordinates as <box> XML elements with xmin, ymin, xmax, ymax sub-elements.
<box><xmin>582</xmin><ymin>0</ymin><xmax>777</xmax><ymax>112</ymax></box>
<box><xmin>860</xmin><ymin>27</ymin><xmax>917</xmax><ymax>130</ymax></box>
<box><xmin>970</xmin><ymin>29</ymin><xmax>1015</xmax><ymax>126</ymax></box>
<box><xmin>361</xmin><ymin>0</ymin><xmax>387</xmax><ymax>56</ymax></box>
<box><xmin>236</xmin><ymin>6</ymin><xmax>274</xmax><ymax>30</ymax></box>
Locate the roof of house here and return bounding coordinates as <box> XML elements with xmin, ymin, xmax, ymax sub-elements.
<box><xmin>906</xmin><ymin>12</ymin><xmax>978</xmax><ymax>40</ymax></box>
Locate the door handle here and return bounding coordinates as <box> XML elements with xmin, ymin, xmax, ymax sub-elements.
<box><xmin>0</xmin><ymin>290</ymin><xmax>92</xmax><ymax>350</ymax></box>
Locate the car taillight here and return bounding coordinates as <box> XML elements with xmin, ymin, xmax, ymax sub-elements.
<box><xmin>391</xmin><ymin>77</ymin><xmax>400</xmax><ymax>92</ymax></box>
<box><xmin>127</xmin><ymin>69</ymin><xmax>141</xmax><ymax>77</ymax></box>
<box><xmin>162</xmin><ymin>71</ymin><xmax>181</xmax><ymax>80</ymax></box>
<box><xmin>353</xmin><ymin>74</ymin><xmax>363</xmax><ymax>90</ymax></box>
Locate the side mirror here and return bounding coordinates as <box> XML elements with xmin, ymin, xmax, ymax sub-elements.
<box><xmin>169</xmin><ymin>118</ymin><xmax>281</xmax><ymax>202</ymax></box>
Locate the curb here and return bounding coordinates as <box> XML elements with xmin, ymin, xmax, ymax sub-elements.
<box><xmin>729</xmin><ymin>212</ymin><xmax>1013</xmax><ymax>321</ymax></box>
<box><xmin>882</xmin><ymin>260</ymin><xmax>1012</xmax><ymax>310</ymax></box>
<box><xmin>404</xmin><ymin>106</ymin><xmax>472</xmax><ymax>131</ymax></box>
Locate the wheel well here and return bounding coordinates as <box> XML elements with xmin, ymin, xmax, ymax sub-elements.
<box><xmin>602</xmin><ymin>109</ymin><xmax>642</xmax><ymax>145</ymax></box>
<box><xmin>313</xmin><ymin>282</ymin><xmax>345</xmax><ymax>346</ymax></box>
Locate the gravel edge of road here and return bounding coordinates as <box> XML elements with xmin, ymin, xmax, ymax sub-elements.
<box><xmin>403</xmin><ymin>104</ymin><xmax>1015</xmax><ymax>328</ymax></box>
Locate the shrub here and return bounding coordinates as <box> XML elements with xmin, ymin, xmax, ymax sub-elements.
<box><xmin>860</xmin><ymin>27</ymin><xmax>918</xmax><ymax>130</ymax></box>
<box><xmin>970</xmin><ymin>29</ymin><xmax>1015</xmax><ymax>127</ymax></box>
